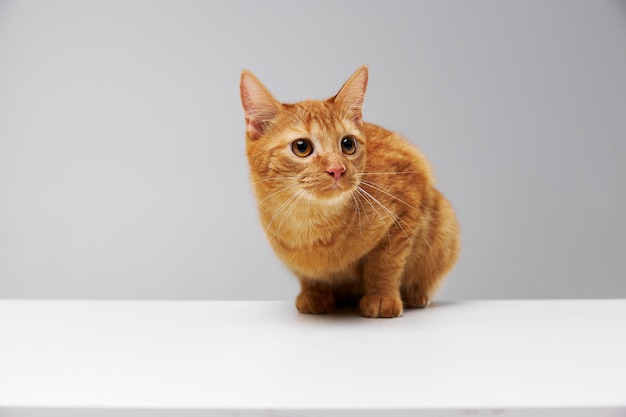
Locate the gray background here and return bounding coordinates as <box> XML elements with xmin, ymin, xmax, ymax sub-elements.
<box><xmin>1</xmin><ymin>0</ymin><xmax>625</xmax><ymax>301</ymax></box>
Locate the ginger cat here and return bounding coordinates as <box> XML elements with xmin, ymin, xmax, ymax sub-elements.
<box><xmin>240</xmin><ymin>66</ymin><xmax>460</xmax><ymax>318</ymax></box>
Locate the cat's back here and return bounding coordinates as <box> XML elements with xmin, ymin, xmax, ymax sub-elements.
<box><xmin>361</xmin><ymin>122</ymin><xmax>434</xmax><ymax>186</ymax></box>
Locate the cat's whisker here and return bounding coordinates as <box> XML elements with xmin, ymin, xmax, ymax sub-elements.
<box><xmin>356</xmin><ymin>194</ymin><xmax>363</xmax><ymax>235</ymax></box>
<box><xmin>358</xmin><ymin>171</ymin><xmax>421</xmax><ymax>176</ymax></box>
<box><xmin>249</xmin><ymin>175</ymin><xmax>306</xmax><ymax>187</ymax></box>
<box><xmin>245</xmin><ymin>177</ymin><xmax>299</xmax><ymax>196</ymax></box>
<box><xmin>362</xmin><ymin>178</ymin><xmax>429</xmax><ymax>214</ymax></box>
<box><xmin>256</xmin><ymin>182</ymin><xmax>302</xmax><ymax>209</ymax></box>
<box><xmin>359</xmin><ymin>179</ymin><xmax>421</xmax><ymax>212</ymax></box>
<box><xmin>356</xmin><ymin>186</ymin><xmax>414</xmax><ymax>243</ymax></box>
<box><xmin>305</xmin><ymin>191</ymin><xmax>313</xmax><ymax>232</ymax></box>
<box><xmin>355</xmin><ymin>181</ymin><xmax>375</xmax><ymax>228</ymax></box>
<box><xmin>355</xmin><ymin>187</ymin><xmax>392</xmax><ymax>246</ymax></box>
<box><xmin>275</xmin><ymin>189</ymin><xmax>307</xmax><ymax>239</ymax></box>
<box><xmin>265</xmin><ymin>188</ymin><xmax>303</xmax><ymax>237</ymax></box>
<box><xmin>351</xmin><ymin>183</ymin><xmax>374</xmax><ymax>228</ymax></box>
<box><xmin>350</xmin><ymin>192</ymin><xmax>362</xmax><ymax>235</ymax></box>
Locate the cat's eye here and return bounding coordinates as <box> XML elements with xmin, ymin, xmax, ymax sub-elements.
<box><xmin>341</xmin><ymin>136</ymin><xmax>357</xmax><ymax>155</ymax></box>
<box><xmin>292</xmin><ymin>139</ymin><xmax>313</xmax><ymax>157</ymax></box>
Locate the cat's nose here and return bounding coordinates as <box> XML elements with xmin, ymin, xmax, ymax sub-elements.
<box><xmin>327</xmin><ymin>166</ymin><xmax>346</xmax><ymax>182</ymax></box>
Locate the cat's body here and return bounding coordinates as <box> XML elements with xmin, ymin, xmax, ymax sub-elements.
<box><xmin>240</xmin><ymin>66</ymin><xmax>459</xmax><ymax>318</ymax></box>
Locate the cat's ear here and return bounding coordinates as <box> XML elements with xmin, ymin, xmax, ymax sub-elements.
<box><xmin>334</xmin><ymin>65</ymin><xmax>368</xmax><ymax>125</ymax></box>
<box><xmin>240</xmin><ymin>70</ymin><xmax>281</xmax><ymax>139</ymax></box>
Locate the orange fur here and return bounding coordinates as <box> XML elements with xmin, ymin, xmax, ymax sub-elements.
<box><xmin>240</xmin><ymin>66</ymin><xmax>460</xmax><ymax>318</ymax></box>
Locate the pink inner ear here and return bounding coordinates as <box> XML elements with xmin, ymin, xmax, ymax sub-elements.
<box><xmin>245</xmin><ymin>116</ymin><xmax>268</xmax><ymax>137</ymax></box>
<box><xmin>240</xmin><ymin>71</ymin><xmax>281</xmax><ymax>138</ymax></box>
<box><xmin>334</xmin><ymin>66</ymin><xmax>368</xmax><ymax>126</ymax></box>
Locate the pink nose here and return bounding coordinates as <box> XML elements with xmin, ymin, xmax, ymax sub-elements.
<box><xmin>327</xmin><ymin>166</ymin><xmax>346</xmax><ymax>182</ymax></box>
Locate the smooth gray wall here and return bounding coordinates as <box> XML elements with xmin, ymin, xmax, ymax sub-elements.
<box><xmin>1</xmin><ymin>0</ymin><xmax>625</xmax><ymax>300</ymax></box>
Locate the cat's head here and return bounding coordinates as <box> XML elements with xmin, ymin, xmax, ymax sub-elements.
<box><xmin>240</xmin><ymin>66</ymin><xmax>368</xmax><ymax>204</ymax></box>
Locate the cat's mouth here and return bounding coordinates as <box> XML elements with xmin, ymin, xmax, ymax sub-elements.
<box><xmin>304</xmin><ymin>176</ymin><xmax>356</xmax><ymax>201</ymax></box>
<box><xmin>296</xmin><ymin>171</ymin><xmax>358</xmax><ymax>203</ymax></box>
<box><xmin>328</xmin><ymin>182</ymin><xmax>343</xmax><ymax>191</ymax></box>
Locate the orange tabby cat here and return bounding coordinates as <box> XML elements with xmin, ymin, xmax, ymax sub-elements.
<box><xmin>240</xmin><ymin>66</ymin><xmax>460</xmax><ymax>318</ymax></box>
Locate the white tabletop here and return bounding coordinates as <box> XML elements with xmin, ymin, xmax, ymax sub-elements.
<box><xmin>1</xmin><ymin>300</ymin><xmax>625</xmax><ymax>416</ymax></box>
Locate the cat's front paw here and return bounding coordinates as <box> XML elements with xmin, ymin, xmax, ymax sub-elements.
<box><xmin>359</xmin><ymin>294</ymin><xmax>403</xmax><ymax>318</ymax></box>
<box><xmin>296</xmin><ymin>290</ymin><xmax>335</xmax><ymax>314</ymax></box>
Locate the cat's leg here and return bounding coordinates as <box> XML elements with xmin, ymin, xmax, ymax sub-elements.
<box><xmin>401</xmin><ymin>251</ymin><xmax>456</xmax><ymax>308</ymax></box>
<box><xmin>400</xmin><ymin>254</ymin><xmax>436</xmax><ymax>308</ymax></box>
<box><xmin>359</xmin><ymin>233</ymin><xmax>412</xmax><ymax>318</ymax></box>
<box><xmin>401</xmin><ymin>194</ymin><xmax>460</xmax><ymax>308</ymax></box>
<box><xmin>295</xmin><ymin>277</ymin><xmax>335</xmax><ymax>314</ymax></box>
<box><xmin>401</xmin><ymin>245</ymin><xmax>439</xmax><ymax>308</ymax></box>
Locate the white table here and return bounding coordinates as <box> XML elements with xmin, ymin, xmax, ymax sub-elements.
<box><xmin>1</xmin><ymin>300</ymin><xmax>625</xmax><ymax>416</ymax></box>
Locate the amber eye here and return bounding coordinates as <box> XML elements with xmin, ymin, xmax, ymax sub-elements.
<box><xmin>341</xmin><ymin>136</ymin><xmax>357</xmax><ymax>155</ymax></box>
<box><xmin>291</xmin><ymin>139</ymin><xmax>313</xmax><ymax>157</ymax></box>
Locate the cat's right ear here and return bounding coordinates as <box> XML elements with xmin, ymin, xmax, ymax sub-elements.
<box><xmin>240</xmin><ymin>70</ymin><xmax>281</xmax><ymax>139</ymax></box>
<box><xmin>334</xmin><ymin>65</ymin><xmax>368</xmax><ymax>126</ymax></box>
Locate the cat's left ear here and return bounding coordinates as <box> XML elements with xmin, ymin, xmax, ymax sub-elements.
<box><xmin>334</xmin><ymin>65</ymin><xmax>368</xmax><ymax>125</ymax></box>
<box><xmin>240</xmin><ymin>70</ymin><xmax>281</xmax><ymax>139</ymax></box>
